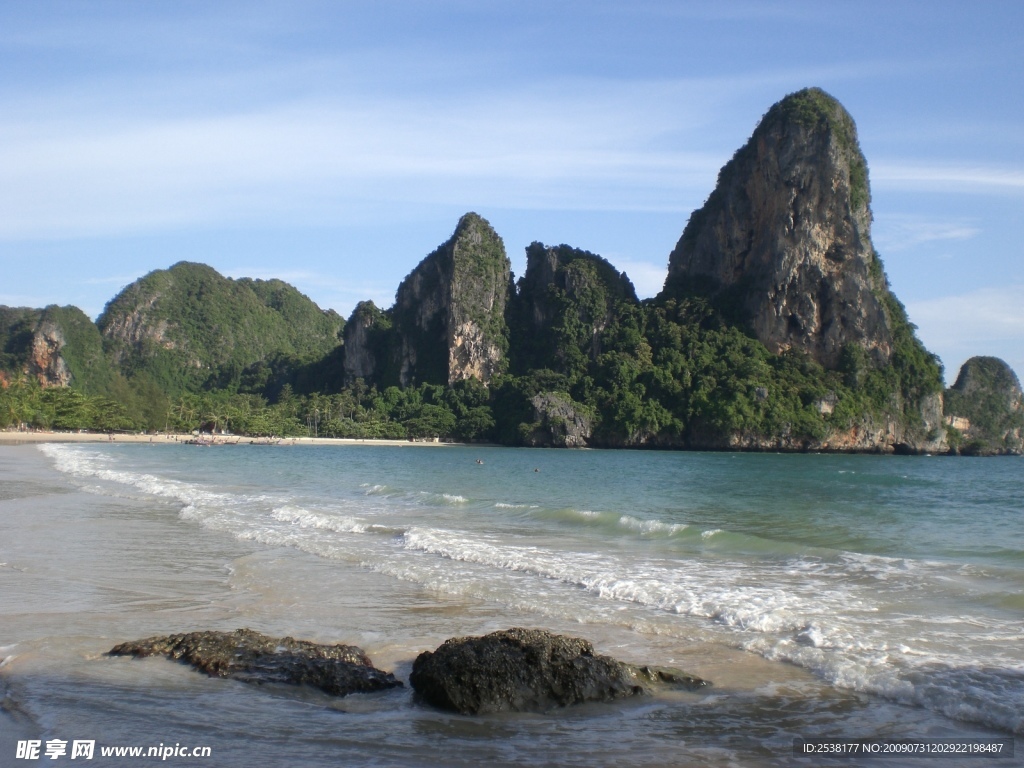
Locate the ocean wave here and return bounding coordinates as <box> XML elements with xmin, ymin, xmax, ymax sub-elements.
<box><xmin>397</xmin><ymin>523</ymin><xmax>1024</xmax><ymax>734</ymax></box>
<box><xmin>399</xmin><ymin>526</ymin><xmax>829</xmax><ymax>634</ymax></box>
<box><xmin>271</xmin><ymin>505</ymin><xmax>397</xmax><ymax>535</ymax></box>
<box><xmin>618</xmin><ymin>515</ymin><xmax>689</xmax><ymax>536</ymax></box>
<box><xmin>535</xmin><ymin>507</ymin><xmax>693</xmax><ymax>540</ymax></box>
<box><xmin>38</xmin><ymin>443</ymin><xmax>1023</xmax><ymax>735</ymax></box>
<box><xmin>747</xmin><ymin>634</ymin><xmax>1024</xmax><ymax>735</ymax></box>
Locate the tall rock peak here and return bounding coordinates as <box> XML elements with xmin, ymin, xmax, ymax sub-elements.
<box><xmin>509</xmin><ymin>243</ymin><xmax>637</xmax><ymax>376</ymax></box>
<box><xmin>662</xmin><ymin>87</ymin><xmax>890</xmax><ymax>370</ymax></box>
<box><xmin>391</xmin><ymin>212</ymin><xmax>511</xmax><ymax>387</ymax></box>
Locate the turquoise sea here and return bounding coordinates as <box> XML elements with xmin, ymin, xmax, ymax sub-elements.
<box><xmin>1</xmin><ymin>442</ymin><xmax>1021</xmax><ymax>766</ymax></box>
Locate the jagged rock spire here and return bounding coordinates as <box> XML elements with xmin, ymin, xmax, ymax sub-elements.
<box><xmin>662</xmin><ymin>87</ymin><xmax>892</xmax><ymax>370</ymax></box>
<box><xmin>391</xmin><ymin>213</ymin><xmax>511</xmax><ymax>387</ymax></box>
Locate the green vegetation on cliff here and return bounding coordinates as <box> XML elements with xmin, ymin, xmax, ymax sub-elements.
<box><xmin>769</xmin><ymin>87</ymin><xmax>869</xmax><ymax>209</ymax></box>
<box><xmin>0</xmin><ymin>307</ymin><xmax>39</xmax><ymax>373</ymax></box>
<box><xmin>98</xmin><ymin>262</ymin><xmax>343</xmax><ymax>394</ymax></box>
<box><xmin>508</xmin><ymin>243</ymin><xmax>637</xmax><ymax>380</ymax></box>
<box><xmin>944</xmin><ymin>356</ymin><xmax>1024</xmax><ymax>455</ymax></box>
<box><xmin>0</xmin><ymin>305</ymin><xmax>113</xmax><ymax>394</ymax></box>
<box><xmin>1</xmin><ymin>90</ymin><xmax>1014</xmax><ymax>454</ymax></box>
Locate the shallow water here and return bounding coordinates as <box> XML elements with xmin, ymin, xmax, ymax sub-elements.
<box><xmin>1</xmin><ymin>443</ymin><xmax>1020</xmax><ymax>766</ymax></box>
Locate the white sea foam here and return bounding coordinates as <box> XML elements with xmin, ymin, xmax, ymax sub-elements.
<box><xmin>37</xmin><ymin>442</ymin><xmax>1024</xmax><ymax>736</ymax></box>
<box><xmin>396</xmin><ymin>522</ymin><xmax>1024</xmax><ymax>733</ymax></box>
<box><xmin>400</xmin><ymin>526</ymin><xmax>835</xmax><ymax>634</ymax></box>
<box><xmin>618</xmin><ymin>515</ymin><xmax>689</xmax><ymax>536</ymax></box>
<box><xmin>271</xmin><ymin>506</ymin><xmax>369</xmax><ymax>533</ymax></box>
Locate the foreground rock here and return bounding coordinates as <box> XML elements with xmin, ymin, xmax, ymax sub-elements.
<box><xmin>108</xmin><ymin>628</ymin><xmax>402</xmax><ymax>697</ymax></box>
<box><xmin>409</xmin><ymin>627</ymin><xmax>708</xmax><ymax>714</ymax></box>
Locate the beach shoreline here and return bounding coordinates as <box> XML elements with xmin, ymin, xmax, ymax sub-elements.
<box><xmin>2</xmin><ymin>441</ymin><xmax>1018</xmax><ymax>765</ymax></box>
<box><xmin>0</xmin><ymin>430</ymin><xmax>463</xmax><ymax>447</ymax></box>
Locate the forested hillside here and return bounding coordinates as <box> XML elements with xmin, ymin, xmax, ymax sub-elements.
<box><xmin>2</xmin><ymin>89</ymin><xmax>1020</xmax><ymax>454</ymax></box>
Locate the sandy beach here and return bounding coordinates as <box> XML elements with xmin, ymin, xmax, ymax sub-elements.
<box><xmin>0</xmin><ymin>430</ymin><xmax>458</xmax><ymax>447</ymax></box>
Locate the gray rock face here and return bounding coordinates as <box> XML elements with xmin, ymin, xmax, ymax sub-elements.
<box><xmin>391</xmin><ymin>213</ymin><xmax>511</xmax><ymax>387</ymax></box>
<box><xmin>26</xmin><ymin>320</ymin><xmax>71</xmax><ymax>387</ymax></box>
<box><xmin>409</xmin><ymin>627</ymin><xmax>707</xmax><ymax>714</ymax></box>
<box><xmin>108</xmin><ymin>628</ymin><xmax>402</xmax><ymax>697</ymax></box>
<box><xmin>523</xmin><ymin>392</ymin><xmax>593</xmax><ymax>447</ymax></box>
<box><xmin>663</xmin><ymin>88</ymin><xmax>892</xmax><ymax>370</ymax></box>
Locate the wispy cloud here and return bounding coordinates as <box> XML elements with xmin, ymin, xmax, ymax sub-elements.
<box><xmin>0</xmin><ymin>85</ymin><xmax>730</xmax><ymax>239</ymax></box>
<box><xmin>909</xmin><ymin>286</ymin><xmax>1024</xmax><ymax>341</ymax></box>
<box><xmin>907</xmin><ymin>285</ymin><xmax>1024</xmax><ymax>380</ymax></box>
<box><xmin>872</xmin><ymin>214</ymin><xmax>980</xmax><ymax>252</ymax></box>
<box><xmin>872</xmin><ymin>163</ymin><xmax>1024</xmax><ymax>194</ymax></box>
<box><xmin>1</xmin><ymin>34</ymin><xmax>977</xmax><ymax>243</ymax></box>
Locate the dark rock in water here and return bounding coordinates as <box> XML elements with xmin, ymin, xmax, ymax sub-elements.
<box><xmin>108</xmin><ymin>628</ymin><xmax>402</xmax><ymax>697</ymax></box>
<box><xmin>409</xmin><ymin>627</ymin><xmax>708</xmax><ymax>714</ymax></box>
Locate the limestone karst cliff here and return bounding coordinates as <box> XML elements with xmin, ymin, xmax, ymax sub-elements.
<box><xmin>658</xmin><ymin>87</ymin><xmax>946</xmax><ymax>453</ymax></box>
<box><xmin>386</xmin><ymin>212</ymin><xmax>511</xmax><ymax>387</ymax></box>
<box><xmin>662</xmin><ymin>87</ymin><xmax>891</xmax><ymax>370</ymax></box>
<box><xmin>944</xmin><ymin>356</ymin><xmax>1024</xmax><ymax>455</ymax></box>
<box><xmin>341</xmin><ymin>300</ymin><xmax>391</xmax><ymax>384</ymax></box>
<box><xmin>0</xmin><ymin>305</ymin><xmax>110</xmax><ymax>391</ymax></box>
<box><xmin>508</xmin><ymin>243</ymin><xmax>637</xmax><ymax>377</ymax></box>
<box><xmin>3</xmin><ymin>89</ymin><xmax>1020</xmax><ymax>454</ymax></box>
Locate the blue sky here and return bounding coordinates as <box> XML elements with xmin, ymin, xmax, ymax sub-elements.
<box><xmin>1</xmin><ymin>1</ymin><xmax>1022</xmax><ymax>383</ymax></box>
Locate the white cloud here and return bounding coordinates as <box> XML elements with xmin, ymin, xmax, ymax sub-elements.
<box><xmin>6</xmin><ymin>54</ymin><xmax>976</xmax><ymax>242</ymax></box>
<box><xmin>0</xmin><ymin>89</ymin><xmax>729</xmax><ymax>240</ymax></box>
<box><xmin>872</xmin><ymin>163</ymin><xmax>1024</xmax><ymax>194</ymax></box>
<box><xmin>907</xmin><ymin>285</ymin><xmax>1024</xmax><ymax>381</ymax></box>
<box><xmin>909</xmin><ymin>286</ymin><xmax>1024</xmax><ymax>341</ymax></box>
<box><xmin>604</xmin><ymin>257</ymin><xmax>668</xmax><ymax>299</ymax></box>
<box><xmin>871</xmin><ymin>214</ymin><xmax>980</xmax><ymax>252</ymax></box>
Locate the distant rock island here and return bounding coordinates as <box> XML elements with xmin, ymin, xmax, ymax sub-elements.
<box><xmin>2</xmin><ymin>88</ymin><xmax>1021</xmax><ymax>455</ymax></box>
